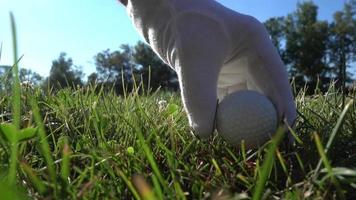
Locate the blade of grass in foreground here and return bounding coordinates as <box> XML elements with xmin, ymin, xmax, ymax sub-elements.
<box><xmin>132</xmin><ymin>175</ymin><xmax>157</xmax><ymax>200</ymax></box>
<box><xmin>60</xmin><ymin>139</ymin><xmax>71</xmax><ymax>183</ymax></box>
<box><xmin>115</xmin><ymin>169</ymin><xmax>141</xmax><ymax>200</ymax></box>
<box><xmin>0</xmin><ymin>181</ymin><xmax>28</xmax><ymax>200</ymax></box>
<box><xmin>136</xmin><ymin>128</ymin><xmax>166</xmax><ymax>197</ymax></box>
<box><xmin>313</xmin><ymin>132</ymin><xmax>343</xmax><ymax>197</ymax></box>
<box><xmin>252</xmin><ymin>127</ymin><xmax>285</xmax><ymax>200</ymax></box>
<box><xmin>10</xmin><ymin>12</ymin><xmax>20</xmax><ymax>129</ymax></box>
<box><xmin>30</xmin><ymin>97</ymin><xmax>58</xmax><ymax>196</ymax></box>
<box><xmin>133</xmin><ymin>98</ymin><xmax>168</xmax><ymax>192</ymax></box>
<box><xmin>313</xmin><ymin>99</ymin><xmax>354</xmax><ymax>180</ymax></box>
<box><xmin>20</xmin><ymin>162</ymin><xmax>47</xmax><ymax>194</ymax></box>
<box><xmin>7</xmin><ymin>12</ymin><xmax>21</xmax><ymax>185</ymax></box>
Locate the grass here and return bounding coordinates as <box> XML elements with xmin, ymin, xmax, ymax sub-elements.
<box><xmin>0</xmin><ymin>73</ymin><xmax>355</xmax><ymax>200</ymax></box>
<box><xmin>1</xmin><ymin>14</ymin><xmax>356</xmax><ymax>200</ymax></box>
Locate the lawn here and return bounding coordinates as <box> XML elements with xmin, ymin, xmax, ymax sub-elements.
<box><xmin>0</xmin><ymin>79</ymin><xmax>355</xmax><ymax>199</ymax></box>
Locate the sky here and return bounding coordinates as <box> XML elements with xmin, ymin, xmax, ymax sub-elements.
<box><xmin>0</xmin><ymin>0</ymin><xmax>352</xmax><ymax>79</ymax></box>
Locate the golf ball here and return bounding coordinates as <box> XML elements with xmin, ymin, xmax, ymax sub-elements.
<box><xmin>216</xmin><ymin>90</ymin><xmax>278</xmax><ymax>148</ymax></box>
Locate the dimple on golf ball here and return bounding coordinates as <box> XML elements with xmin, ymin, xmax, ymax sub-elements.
<box><xmin>216</xmin><ymin>90</ymin><xmax>278</xmax><ymax>148</ymax></box>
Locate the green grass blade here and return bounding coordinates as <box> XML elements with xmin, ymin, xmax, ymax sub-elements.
<box><xmin>173</xmin><ymin>181</ymin><xmax>186</xmax><ymax>200</ymax></box>
<box><xmin>0</xmin><ymin>123</ymin><xmax>17</xmax><ymax>144</ymax></box>
<box><xmin>18</xmin><ymin>127</ymin><xmax>37</xmax><ymax>141</ymax></box>
<box><xmin>322</xmin><ymin>99</ymin><xmax>353</xmax><ymax>154</ymax></box>
<box><xmin>276</xmin><ymin>149</ymin><xmax>291</xmax><ymax>184</ymax></box>
<box><xmin>241</xmin><ymin>140</ymin><xmax>247</xmax><ymax>162</ymax></box>
<box><xmin>116</xmin><ymin>169</ymin><xmax>141</xmax><ymax>200</ymax></box>
<box><xmin>285</xmin><ymin>121</ymin><xmax>303</xmax><ymax>145</ymax></box>
<box><xmin>10</xmin><ymin>12</ymin><xmax>21</xmax><ymax>129</ymax></box>
<box><xmin>314</xmin><ymin>99</ymin><xmax>354</xmax><ymax>180</ymax></box>
<box><xmin>132</xmin><ymin>175</ymin><xmax>157</xmax><ymax>200</ymax></box>
<box><xmin>212</xmin><ymin>158</ymin><xmax>222</xmax><ymax>177</ymax></box>
<box><xmin>7</xmin><ymin>12</ymin><xmax>21</xmax><ymax>185</ymax></box>
<box><xmin>293</xmin><ymin>152</ymin><xmax>305</xmax><ymax>173</ymax></box>
<box><xmin>60</xmin><ymin>139</ymin><xmax>71</xmax><ymax>183</ymax></box>
<box><xmin>313</xmin><ymin>132</ymin><xmax>343</xmax><ymax>197</ymax></box>
<box><xmin>252</xmin><ymin>127</ymin><xmax>285</xmax><ymax>200</ymax></box>
<box><xmin>0</xmin><ymin>181</ymin><xmax>28</xmax><ymax>200</ymax></box>
<box><xmin>150</xmin><ymin>174</ymin><xmax>164</xmax><ymax>200</ymax></box>
<box><xmin>326</xmin><ymin>167</ymin><xmax>356</xmax><ymax>177</ymax></box>
<box><xmin>313</xmin><ymin>132</ymin><xmax>335</xmax><ymax>180</ymax></box>
<box><xmin>20</xmin><ymin>162</ymin><xmax>47</xmax><ymax>194</ymax></box>
<box><xmin>131</xmin><ymin>96</ymin><xmax>168</xmax><ymax>193</ymax></box>
<box><xmin>136</xmin><ymin>130</ymin><xmax>167</xmax><ymax>191</ymax></box>
<box><xmin>30</xmin><ymin>97</ymin><xmax>58</xmax><ymax>196</ymax></box>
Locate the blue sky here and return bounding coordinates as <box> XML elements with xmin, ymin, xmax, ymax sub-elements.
<box><xmin>0</xmin><ymin>0</ymin><xmax>351</xmax><ymax>79</ymax></box>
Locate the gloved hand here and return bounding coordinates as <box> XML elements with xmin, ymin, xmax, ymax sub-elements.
<box><xmin>120</xmin><ymin>0</ymin><xmax>297</xmax><ymax>139</ymax></box>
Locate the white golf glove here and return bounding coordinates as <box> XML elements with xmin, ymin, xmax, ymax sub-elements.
<box><xmin>121</xmin><ymin>0</ymin><xmax>297</xmax><ymax>139</ymax></box>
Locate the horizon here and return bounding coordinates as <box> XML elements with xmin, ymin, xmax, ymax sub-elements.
<box><xmin>0</xmin><ymin>0</ymin><xmax>354</xmax><ymax>79</ymax></box>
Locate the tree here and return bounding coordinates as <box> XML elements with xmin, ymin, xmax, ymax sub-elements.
<box><xmin>87</xmin><ymin>72</ymin><xmax>98</xmax><ymax>86</ymax></box>
<box><xmin>328</xmin><ymin>0</ymin><xmax>356</xmax><ymax>91</ymax></box>
<box><xmin>19</xmin><ymin>68</ymin><xmax>43</xmax><ymax>86</ymax></box>
<box><xmin>1</xmin><ymin>66</ymin><xmax>43</xmax><ymax>92</ymax></box>
<box><xmin>96</xmin><ymin>45</ymin><xmax>133</xmax><ymax>83</ymax></box>
<box><xmin>44</xmin><ymin>53</ymin><xmax>83</xmax><ymax>91</ymax></box>
<box><xmin>91</xmin><ymin>43</ymin><xmax>179</xmax><ymax>94</ymax></box>
<box><xmin>264</xmin><ymin>17</ymin><xmax>286</xmax><ymax>56</ymax></box>
<box><xmin>284</xmin><ymin>2</ymin><xmax>331</xmax><ymax>92</ymax></box>
<box><xmin>133</xmin><ymin>41</ymin><xmax>178</xmax><ymax>91</ymax></box>
<box><xmin>92</xmin><ymin>45</ymin><xmax>135</xmax><ymax>94</ymax></box>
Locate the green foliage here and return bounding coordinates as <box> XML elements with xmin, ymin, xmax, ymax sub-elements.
<box><xmin>264</xmin><ymin>17</ymin><xmax>285</xmax><ymax>55</ymax></box>
<box><xmin>93</xmin><ymin>45</ymin><xmax>134</xmax><ymax>84</ymax></box>
<box><xmin>43</xmin><ymin>52</ymin><xmax>83</xmax><ymax>91</ymax></box>
<box><xmin>133</xmin><ymin>41</ymin><xmax>178</xmax><ymax>91</ymax></box>
<box><xmin>285</xmin><ymin>2</ymin><xmax>330</xmax><ymax>92</ymax></box>
<box><xmin>0</xmin><ymin>66</ymin><xmax>43</xmax><ymax>92</ymax></box>
<box><xmin>264</xmin><ymin>1</ymin><xmax>355</xmax><ymax>93</ymax></box>
<box><xmin>89</xmin><ymin>42</ymin><xmax>178</xmax><ymax>95</ymax></box>
<box><xmin>19</xmin><ymin>68</ymin><xmax>43</xmax><ymax>85</ymax></box>
<box><xmin>328</xmin><ymin>0</ymin><xmax>356</xmax><ymax>93</ymax></box>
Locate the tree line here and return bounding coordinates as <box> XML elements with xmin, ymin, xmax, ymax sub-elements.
<box><xmin>265</xmin><ymin>0</ymin><xmax>355</xmax><ymax>93</ymax></box>
<box><xmin>1</xmin><ymin>1</ymin><xmax>355</xmax><ymax>94</ymax></box>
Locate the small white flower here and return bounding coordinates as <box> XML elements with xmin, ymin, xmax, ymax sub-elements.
<box><xmin>158</xmin><ymin>100</ymin><xmax>167</xmax><ymax>111</ymax></box>
<box><xmin>21</xmin><ymin>81</ymin><xmax>34</xmax><ymax>89</ymax></box>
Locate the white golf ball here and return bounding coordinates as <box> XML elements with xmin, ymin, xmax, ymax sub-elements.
<box><xmin>216</xmin><ymin>90</ymin><xmax>278</xmax><ymax>148</ymax></box>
